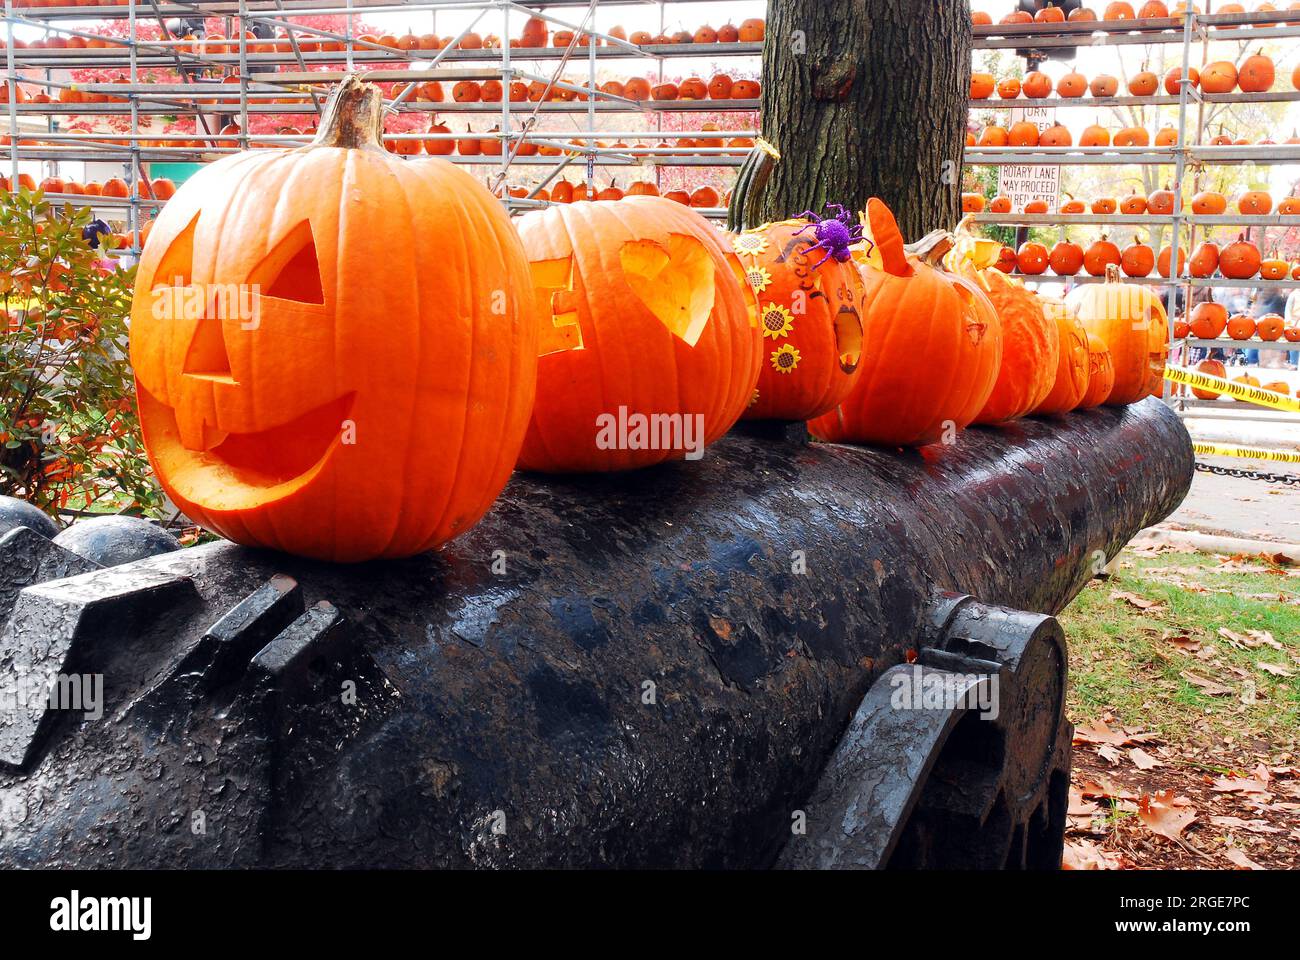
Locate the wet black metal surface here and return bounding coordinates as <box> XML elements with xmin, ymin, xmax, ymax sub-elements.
<box><xmin>0</xmin><ymin>400</ymin><xmax>1192</xmax><ymax>869</ymax></box>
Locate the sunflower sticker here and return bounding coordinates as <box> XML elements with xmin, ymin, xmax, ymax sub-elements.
<box><xmin>732</xmin><ymin>233</ymin><xmax>769</xmax><ymax>258</ymax></box>
<box><xmin>744</xmin><ymin>265</ymin><xmax>773</xmax><ymax>294</ymax></box>
<box><xmin>759</xmin><ymin>302</ymin><xmax>795</xmax><ymax>339</ymax></box>
<box><xmin>770</xmin><ymin>344</ymin><xmax>801</xmax><ymax>374</ymax></box>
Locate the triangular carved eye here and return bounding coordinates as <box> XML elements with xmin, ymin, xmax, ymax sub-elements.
<box><xmin>251</xmin><ymin>221</ymin><xmax>325</xmax><ymax>304</ymax></box>
<box><xmin>150</xmin><ymin>212</ymin><xmax>198</xmax><ymax>290</ymax></box>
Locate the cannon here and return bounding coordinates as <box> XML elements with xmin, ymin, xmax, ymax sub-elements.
<box><xmin>0</xmin><ymin>399</ymin><xmax>1192</xmax><ymax>869</ymax></box>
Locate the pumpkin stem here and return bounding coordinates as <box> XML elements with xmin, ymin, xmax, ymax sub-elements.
<box><xmin>907</xmin><ymin>230</ymin><xmax>956</xmax><ymax>267</ymax></box>
<box><xmin>866</xmin><ymin>198</ymin><xmax>912</xmax><ymax>277</ymax></box>
<box><xmin>314</xmin><ymin>74</ymin><xmax>384</xmax><ymax>150</ymax></box>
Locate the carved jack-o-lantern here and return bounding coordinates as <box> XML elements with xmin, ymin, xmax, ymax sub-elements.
<box><xmin>515</xmin><ymin>197</ymin><xmax>761</xmax><ymax>472</ymax></box>
<box><xmin>733</xmin><ymin>217</ymin><xmax>866</xmax><ymax>421</ymax></box>
<box><xmin>130</xmin><ymin>78</ymin><xmax>538</xmax><ymax>561</ymax></box>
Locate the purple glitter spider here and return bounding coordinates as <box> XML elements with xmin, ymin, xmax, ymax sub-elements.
<box><xmin>791</xmin><ymin>203</ymin><xmax>865</xmax><ymax>269</ymax></box>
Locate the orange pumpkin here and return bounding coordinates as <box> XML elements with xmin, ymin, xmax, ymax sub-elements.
<box><xmin>1237</xmin><ymin>54</ymin><xmax>1275</xmax><ymax>92</ymax></box>
<box><xmin>1050</xmin><ymin>240</ymin><xmax>1085</xmax><ymax>275</ymax></box>
<box><xmin>1073</xmin><ymin>264</ymin><xmax>1169</xmax><ymax>405</ymax></box>
<box><xmin>1023</xmin><ymin>71</ymin><xmax>1053</xmax><ymax>98</ymax></box>
<box><xmin>1017</xmin><ymin>241</ymin><xmax>1049</xmax><ymax>275</ymax></box>
<box><xmin>515</xmin><ymin>196</ymin><xmax>760</xmax><ymax>471</ymax></box>
<box><xmin>1157</xmin><ymin>244</ymin><xmax>1186</xmax><ymax>278</ymax></box>
<box><xmin>1189</xmin><ymin>241</ymin><xmax>1220</xmax><ymax>278</ymax></box>
<box><xmin>1078</xmin><ymin>333</ymin><xmax>1116</xmax><ymax>409</ymax></box>
<box><xmin>1189</xmin><ymin>301</ymin><xmax>1228</xmax><ymax>339</ymax></box>
<box><xmin>1033</xmin><ymin>300</ymin><xmax>1092</xmax><ymax>415</ymax></box>
<box><xmin>1190</xmin><ymin>190</ymin><xmax>1227</xmax><ymax>214</ymax></box>
<box><xmin>810</xmin><ymin>202</ymin><xmax>1001</xmax><ymax>446</ymax></box>
<box><xmin>1057</xmin><ymin>71</ymin><xmax>1088</xmax><ymax>97</ymax></box>
<box><xmin>1256</xmin><ymin>313</ymin><xmax>1285</xmax><ymax>340</ymax></box>
<box><xmin>1200</xmin><ymin>61</ymin><xmax>1238</xmax><ymax>94</ymax></box>
<box><xmin>1238</xmin><ymin>190</ymin><xmax>1273</xmax><ymax>215</ymax></box>
<box><xmin>1081</xmin><ymin>124</ymin><xmax>1111</xmax><ymax>147</ymax></box>
<box><xmin>1219</xmin><ymin>235</ymin><xmax>1262</xmax><ymax>278</ymax></box>
<box><xmin>130</xmin><ymin>78</ymin><xmax>538</xmax><ymax>561</ymax></box>
<box><xmin>1084</xmin><ymin>237</ymin><xmax>1121</xmax><ymax>276</ymax></box>
<box><xmin>966</xmin><ymin>268</ymin><xmax>1058</xmax><ymax>424</ymax></box>
<box><xmin>1190</xmin><ymin>358</ymin><xmax>1226</xmax><ymax>399</ymax></box>
<box><xmin>1260</xmin><ymin>256</ymin><xmax>1289</xmax><ymax>280</ymax></box>
<box><xmin>1227</xmin><ymin>313</ymin><xmax>1256</xmax><ymax>340</ymax></box>
<box><xmin>1121</xmin><ymin>240</ymin><xmax>1155</xmax><ymax>277</ymax></box>
<box><xmin>1090</xmin><ymin>74</ymin><xmax>1119</xmax><ymax>97</ymax></box>
<box><xmin>736</xmin><ymin>218</ymin><xmax>867</xmax><ymax>421</ymax></box>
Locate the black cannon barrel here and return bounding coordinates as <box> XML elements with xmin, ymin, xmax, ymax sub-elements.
<box><xmin>0</xmin><ymin>399</ymin><xmax>1192</xmax><ymax>868</ymax></box>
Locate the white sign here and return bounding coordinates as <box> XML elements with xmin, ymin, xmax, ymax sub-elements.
<box><xmin>1010</xmin><ymin>105</ymin><xmax>1057</xmax><ymax>132</ymax></box>
<box><xmin>998</xmin><ymin>163</ymin><xmax>1061</xmax><ymax>214</ymax></box>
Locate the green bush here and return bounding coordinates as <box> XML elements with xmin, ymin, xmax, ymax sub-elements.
<box><xmin>0</xmin><ymin>188</ymin><xmax>163</xmax><ymax>520</ymax></box>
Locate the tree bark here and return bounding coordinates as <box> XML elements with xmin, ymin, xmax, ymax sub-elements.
<box><xmin>756</xmin><ymin>0</ymin><xmax>971</xmax><ymax>241</ymax></box>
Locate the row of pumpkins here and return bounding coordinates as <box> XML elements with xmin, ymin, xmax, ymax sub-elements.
<box><xmin>971</xmin><ymin>55</ymin><xmax>1282</xmax><ymax>101</ymax></box>
<box><xmin>127</xmin><ymin>78</ymin><xmax>1167</xmax><ymax>563</ymax></box>
<box><xmin>988</xmin><ymin>232</ymin><xmax>1285</xmax><ymax>281</ymax></box>
<box><xmin>975</xmin><ymin>2</ymin><xmax>1296</xmax><ymax>24</ymax></box>
<box><xmin>964</xmin><ymin>187</ymin><xmax>1300</xmax><ymax>216</ymax></box>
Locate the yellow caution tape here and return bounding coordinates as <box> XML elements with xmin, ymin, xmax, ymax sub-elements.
<box><xmin>1192</xmin><ymin>442</ymin><xmax>1300</xmax><ymax>464</ymax></box>
<box><xmin>1164</xmin><ymin>365</ymin><xmax>1300</xmax><ymax>412</ymax></box>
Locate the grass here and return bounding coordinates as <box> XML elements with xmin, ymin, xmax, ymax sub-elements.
<box><xmin>1058</xmin><ymin>549</ymin><xmax>1300</xmax><ymax>753</ymax></box>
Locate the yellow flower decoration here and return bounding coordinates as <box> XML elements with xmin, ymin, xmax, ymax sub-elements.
<box><xmin>770</xmin><ymin>344</ymin><xmax>801</xmax><ymax>374</ymax></box>
<box><xmin>748</xmin><ymin>388</ymin><xmax>760</xmax><ymax>406</ymax></box>
<box><xmin>732</xmin><ymin>233</ymin><xmax>769</xmax><ymax>258</ymax></box>
<box><xmin>759</xmin><ymin>301</ymin><xmax>794</xmax><ymax>339</ymax></box>
<box><xmin>744</xmin><ymin>265</ymin><xmax>772</xmax><ymax>294</ymax></box>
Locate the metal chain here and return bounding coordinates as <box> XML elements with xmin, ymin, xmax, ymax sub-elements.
<box><xmin>1195</xmin><ymin>461</ymin><xmax>1300</xmax><ymax>486</ymax></box>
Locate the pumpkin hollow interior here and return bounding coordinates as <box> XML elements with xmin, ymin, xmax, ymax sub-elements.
<box><xmin>618</xmin><ymin>234</ymin><xmax>715</xmax><ymax>346</ymax></box>
<box><xmin>139</xmin><ymin>388</ymin><xmax>355</xmax><ymax>510</ymax></box>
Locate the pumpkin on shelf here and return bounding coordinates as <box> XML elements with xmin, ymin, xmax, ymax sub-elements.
<box><xmin>1017</xmin><ymin>241</ymin><xmax>1050</xmax><ymax>275</ymax></box>
<box><xmin>1078</xmin><ymin>333</ymin><xmax>1117</xmax><ymax>409</ymax></box>
<box><xmin>735</xmin><ymin>211</ymin><xmax>868</xmax><ymax>422</ymax></box>
<box><xmin>1191</xmin><ymin>190</ymin><xmax>1227</xmax><ymax>214</ymax></box>
<box><xmin>1191</xmin><ymin>358</ymin><xmax>1227</xmax><ymax>400</ymax></box>
<box><xmin>1257</xmin><ymin>313</ymin><xmax>1286</xmax><ymax>340</ymax></box>
<box><xmin>1057</xmin><ymin>70</ymin><xmax>1088</xmax><ymax>97</ymax></box>
<box><xmin>129</xmin><ymin>76</ymin><xmax>538</xmax><ymax>562</ymax></box>
<box><xmin>1080</xmin><ymin>123</ymin><xmax>1111</xmax><ymax>147</ymax></box>
<box><xmin>1237</xmin><ymin>53</ymin><xmax>1275</xmax><ymax>92</ymax></box>
<box><xmin>1084</xmin><ymin>236</ymin><xmax>1122</xmax><ymax>276</ymax></box>
<box><xmin>1227</xmin><ymin>313</ymin><xmax>1257</xmax><ymax>340</ymax></box>
<box><xmin>1237</xmin><ymin>190</ymin><xmax>1273</xmax><ymax>215</ymax></box>
<box><xmin>1189</xmin><ymin>301</ymin><xmax>1228</xmax><ymax>339</ymax></box>
<box><xmin>1199</xmin><ymin>61</ymin><xmax>1238</xmax><ymax>93</ymax></box>
<box><xmin>515</xmin><ymin>195</ymin><xmax>760</xmax><ymax>472</ymax></box>
<box><xmin>810</xmin><ymin>202</ymin><xmax>1001</xmax><ymax>447</ymax></box>
<box><xmin>1260</xmin><ymin>255</ymin><xmax>1289</xmax><ymax>280</ymax></box>
<box><xmin>1073</xmin><ymin>264</ymin><xmax>1169</xmax><ymax>405</ymax></box>
<box><xmin>1050</xmin><ymin>239</ymin><xmax>1085</xmax><ymax>275</ymax></box>
<box><xmin>1157</xmin><ymin>244</ymin><xmax>1186</xmax><ymax>278</ymax></box>
<box><xmin>962</xmin><ymin>192</ymin><xmax>987</xmax><ymax>213</ymax></box>
<box><xmin>1219</xmin><ymin>235</ymin><xmax>1262</xmax><ymax>279</ymax></box>
<box><xmin>1121</xmin><ymin>240</ymin><xmax>1156</xmax><ymax>278</ymax></box>
<box><xmin>997</xmin><ymin>77</ymin><xmax>1022</xmax><ymax>99</ymax></box>
<box><xmin>1189</xmin><ymin>241</ymin><xmax>1220</xmax><ymax>277</ymax></box>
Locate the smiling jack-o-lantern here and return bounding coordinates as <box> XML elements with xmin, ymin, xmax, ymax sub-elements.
<box><xmin>733</xmin><ymin>217</ymin><xmax>866</xmax><ymax>421</ymax></box>
<box><xmin>515</xmin><ymin>197</ymin><xmax>761</xmax><ymax>472</ymax></box>
<box><xmin>130</xmin><ymin>77</ymin><xmax>538</xmax><ymax>561</ymax></box>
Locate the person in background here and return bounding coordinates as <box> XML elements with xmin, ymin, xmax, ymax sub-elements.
<box><xmin>1248</xmin><ymin>287</ymin><xmax>1288</xmax><ymax>368</ymax></box>
<box><xmin>1285</xmin><ymin>288</ymin><xmax>1300</xmax><ymax>370</ymax></box>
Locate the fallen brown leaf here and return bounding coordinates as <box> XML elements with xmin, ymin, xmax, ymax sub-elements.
<box><xmin>1223</xmin><ymin>847</ymin><xmax>1265</xmax><ymax>870</ymax></box>
<box><xmin>1137</xmin><ymin>791</ymin><xmax>1197</xmax><ymax>844</ymax></box>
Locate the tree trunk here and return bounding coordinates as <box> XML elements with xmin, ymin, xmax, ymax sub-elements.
<box><xmin>755</xmin><ymin>0</ymin><xmax>971</xmax><ymax>241</ymax></box>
